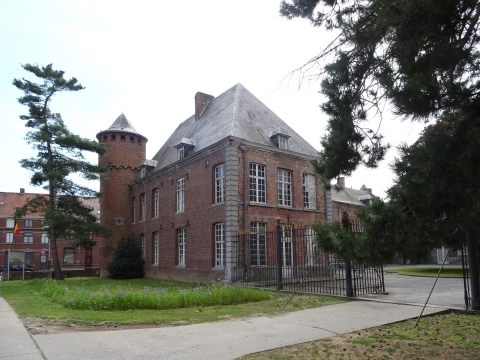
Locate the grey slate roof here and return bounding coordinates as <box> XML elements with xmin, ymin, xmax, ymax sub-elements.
<box><xmin>331</xmin><ymin>186</ymin><xmax>378</xmax><ymax>206</ymax></box>
<box><xmin>152</xmin><ymin>83</ymin><xmax>319</xmax><ymax>170</ymax></box>
<box><xmin>97</xmin><ymin>113</ymin><xmax>148</xmax><ymax>141</ymax></box>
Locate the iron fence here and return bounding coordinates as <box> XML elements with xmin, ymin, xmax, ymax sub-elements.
<box><xmin>233</xmin><ymin>224</ymin><xmax>384</xmax><ymax>297</ymax></box>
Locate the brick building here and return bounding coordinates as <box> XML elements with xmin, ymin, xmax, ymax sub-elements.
<box><xmin>331</xmin><ymin>177</ymin><xmax>378</xmax><ymax>221</ymax></box>
<box><xmin>97</xmin><ymin>84</ymin><xmax>332</xmax><ymax>281</ymax></box>
<box><xmin>0</xmin><ymin>190</ymin><xmax>101</xmax><ymax>269</ymax></box>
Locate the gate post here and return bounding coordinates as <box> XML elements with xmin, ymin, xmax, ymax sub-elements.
<box><xmin>276</xmin><ymin>217</ymin><xmax>283</xmax><ymax>290</ymax></box>
<box><xmin>341</xmin><ymin>213</ymin><xmax>354</xmax><ymax>297</ymax></box>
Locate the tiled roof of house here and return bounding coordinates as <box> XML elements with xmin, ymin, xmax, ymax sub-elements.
<box><xmin>151</xmin><ymin>83</ymin><xmax>319</xmax><ymax>170</ymax></box>
<box><xmin>0</xmin><ymin>192</ymin><xmax>46</xmax><ymax>219</ymax></box>
<box><xmin>0</xmin><ymin>192</ymin><xmax>100</xmax><ymax>219</ymax></box>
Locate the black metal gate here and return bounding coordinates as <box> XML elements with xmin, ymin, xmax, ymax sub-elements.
<box><xmin>234</xmin><ymin>226</ymin><xmax>385</xmax><ymax>297</ymax></box>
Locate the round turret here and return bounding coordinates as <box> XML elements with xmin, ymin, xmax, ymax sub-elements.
<box><xmin>96</xmin><ymin>114</ymin><xmax>147</xmax><ymax>275</ymax></box>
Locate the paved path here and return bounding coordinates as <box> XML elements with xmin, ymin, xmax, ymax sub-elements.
<box><xmin>0</xmin><ymin>297</ymin><xmax>43</xmax><ymax>360</ymax></box>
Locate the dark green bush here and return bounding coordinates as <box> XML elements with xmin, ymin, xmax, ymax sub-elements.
<box><xmin>107</xmin><ymin>234</ymin><xmax>145</xmax><ymax>279</ymax></box>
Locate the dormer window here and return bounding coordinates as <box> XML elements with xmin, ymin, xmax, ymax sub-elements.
<box><xmin>270</xmin><ymin>128</ymin><xmax>291</xmax><ymax>150</ymax></box>
<box><xmin>278</xmin><ymin>136</ymin><xmax>288</xmax><ymax>150</ymax></box>
<box><xmin>174</xmin><ymin>138</ymin><xmax>196</xmax><ymax>161</ymax></box>
<box><xmin>177</xmin><ymin>146</ymin><xmax>185</xmax><ymax>160</ymax></box>
<box><xmin>139</xmin><ymin>159</ymin><xmax>158</xmax><ymax>179</ymax></box>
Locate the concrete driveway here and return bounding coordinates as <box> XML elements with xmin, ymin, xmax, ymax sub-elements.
<box><xmin>359</xmin><ymin>271</ymin><xmax>467</xmax><ymax>309</ymax></box>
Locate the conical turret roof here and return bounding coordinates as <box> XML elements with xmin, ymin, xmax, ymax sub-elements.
<box><xmin>96</xmin><ymin>113</ymin><xmax>147</xmax><ymax>141</ymax></box>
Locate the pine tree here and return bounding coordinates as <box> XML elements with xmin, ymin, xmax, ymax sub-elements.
<box><xmin>13</xmin><ymin>64</ymin><xmax>111</xmax><ymax>280</ymax></box>
<box><xmin>280</xmin><ymin>0</ymin><xmax>480</xmax><ymax>308</ymax></box>
<box><xmin>107</xmin><ymin>235</ymin><xmax>145</xmax><ymax>279</ymax></box>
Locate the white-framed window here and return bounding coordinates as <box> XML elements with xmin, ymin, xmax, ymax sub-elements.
<box><xmin>23</xmin><ymin>232</ymin><xmax>33</xmax><ymax>243</ymax></box>
<box><xmin>25</xmin><ymin>219</ymin><xmax>33</xmax><ymax>228</ymax></box>
<box><xmin>250</xmin><ymin>222</ymin><xmax>266</xmax><ymax>266</ymax></box>
<box><xmin>177</xmin><ymin>146</ymin><xmax>185</xmax><ymax>160</ymax></box>
<box><xmin>278</xmin><ymin>136</ymin><xmax>288</xmax><ymax>150</ymax></box>
<box><xmin>277</xmin><ymin>169</ymin><xmax>292</xmax><ymax>206</ymax></box>
<box><xmin>303</xmin><ymin>173</ymin><xmax>317</xmax><ymax>209</ymax></box>
<box><xmin>304</xmin><ymin>226</ymin><xmax>317</xmax><ymax>266</ymax></box>
<box><xmin>140</xmin><ymin>193</ymin><xmax>146</xmax><ymax>221</ymax></box>
<box><xmin>153</xmin><ymin>189</ymin><xmax>159</xmax><ymax>218</ymax></box>
<box><xmin>176</xmin><ymin>178</ymin><xmax>185</xmax><ymax>212</ymax></box>
<box><xmin>6</xmin><ymin>219</ymin><xmax>14</xmax><ymax>228</ymax></box>
<box><xmin>141</xmin><ymin>234</ymin><xmax>146</xmax><ymax>261</ymax></box>
<box><xmin>215</xmin><ymin>223</ymin><xmax>225</xmax><ymax>266</ymax></box>
<box><xmin>132</xmin><ymin>197</ymin><xmax>136</xmax><ymax>223</ymax></box>
<box><xmin>6</xmin><ymin>232</ymin><xmax>13</xmax><ymax>244</ymax></box>
<box><xmin>215</xmin><ymin>164</ymin><xmax>225</xmax><ymax>204</ymax></box>
<box><xmin>250</xmin><ymin>163</ymin><xmax>266</xmax><ymax>203</ymax></box>
<box><xmin>457</xmin><ymin>247</ymin><xmax>468</xmax><ymax>256</ymax></box>
<box><xmin>41</xmin><ymin>233</ymin><xmax>48</xmax><ymax>244</ymax></box>
<box><xmin>178</xmin><ymin>228</ymin><xmax>186</xmax><ymax>266</ymax></box>
<box><xmin>140</xmin><ymin>167</ymin><xmax>146</xmax><ymax>178</ymax></box>
<box><xmin>153</xmin><ymin>232</ymin><xmax>159</xmax><ymax>265</ymax></box>
<box><xmin>64</xmin><ymin>248</ymin><xmax>74</xmax><ymax>264</ymax></box>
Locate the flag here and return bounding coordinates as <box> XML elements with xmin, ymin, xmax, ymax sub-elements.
<box><xmin>13</xmin><ymin>220</ymin><xmax>20</xmax><ymax>234</ymax></box>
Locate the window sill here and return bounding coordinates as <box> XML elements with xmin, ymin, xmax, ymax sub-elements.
<box><xmin>176</xmin><ymin>264</ymin><xmax>186</xmax><ymax>269</ymax></box>
<box><xmin>176</xmin><ymin>211</ymin><xmax>184</xmax><ymax>214</ymax></box>
<box><xmin>277</xmin><ymin>204</ymin><xmax>292</xmax><ymax>209</ymax></box>
<box><xmin>212</xmin><ymin>265</ymin><xmax>225</xmax><ymax>270</ymax></box>
<box><xmin>212</xmin><ymin>202</ymin><xmax>225</xmax><ymax>207</ymax></box>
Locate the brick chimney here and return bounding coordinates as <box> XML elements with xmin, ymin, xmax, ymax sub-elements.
<box><xmin>336</xmin><ymin>177</ymin><xmax>345</xmax><ymax>189</ymax></box>
<box><xmin>195</xmin><ymin>92</ymin><xmax>214</xmax><ymax>121</ymax></box>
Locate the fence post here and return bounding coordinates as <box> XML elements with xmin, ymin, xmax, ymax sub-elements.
<box><xmin>276</xmin><ymin>217</ymin><xmax>283</xmax><ymax>290</ymax></box>
<box><xmin>341</xmin><ymin>213</ymin><xmax>354</xmax><ymax>297</ymax></box>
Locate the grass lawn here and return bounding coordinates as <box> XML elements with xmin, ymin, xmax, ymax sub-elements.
<box><xmin>0</xmin><ymin>277</ymin><xmax>344</xmax><ymax>325</ymax></box>
<box><xmin>386</xmin><ymin>266</ymin><xmax>466</xmax><ymax>278</ymax></box>
<box><xmin>239</xmin><ymin>312</ymin><xmax>480</xmax><ymax>360</ymax></box>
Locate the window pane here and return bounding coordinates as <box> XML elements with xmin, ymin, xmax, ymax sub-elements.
<box><xmin>277</xmin><ymin>169</ymin><xmax>292</xmax><ymax>206</ymax></box>
<box><xmin>215</xmin><ymin>223</ymin><xmax>225</xmax><ymax>266</ymax></box>
<box><xmin>250</xmin><ymin>164</ymin><xmax>266</xmax><ymax>203</ymax></box>
<box><xmin>64</xmin><ymin>248</ymin><xmax>75</xmax><ymax>264</ymax></box>
<box><xmin>215</xmin><ymin>164</ymin><xmax>225</xmax><ymax>203</ymax></box>
<box><xmin>6</xmin><ymin>233</ymin><xmax>13</xmax><ymax>243</ymax></box>
<box><xmin>23</xmin><ymin>232</ymin><xmax>33</xmax><ymax>243</ymax></box>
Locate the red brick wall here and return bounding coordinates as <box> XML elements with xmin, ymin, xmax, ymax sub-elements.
<box><xmin>238</xmin><ymin>147</ymin><xmax>326</xmax><ymax>232</ymax></box>
<box><xmin>331</xmin><ymin>201</ymin><xmax>364</xmax><ymax>221</ymax></box>
<box><xmin>130</xmin><ymin>146</ymin><xmax>227</xmax><ymax>282</ymax></box>
<box><xmin>0</xmin><ymin>217</ymin><xmax>100</xmax><ymax>269</ymax></box>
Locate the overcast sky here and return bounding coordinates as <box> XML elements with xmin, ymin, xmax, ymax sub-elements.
<box><xmin>0</xmin><ymin>0</ymin><xmax>425</xmax><ymax>199</ymax></box>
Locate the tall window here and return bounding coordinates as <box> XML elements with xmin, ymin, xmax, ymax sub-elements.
<box><xmin>281</xmin><ymin>226</ymin><xmax>293</xmax><ymax>266</ymax></box>
<box><xmin>250</xmin><ymin>164</ymin><xmax>266</xmax><ymax>203</ymax></box>
<box><xmin>215</xmin><ymin>164</ymin><xmax>225</xmax><ymax>203</ymax></box>
<box><xmin>277</xmin><ymin>169</ymin><xmax>292</xmax><ymax>206</ymax></box>
<box><xmin>303</xmin><ymin>173</ymin><xmax>317</xmax><ymax>209</ymax></box>
<box><xmin>176</xmin><ymin>178</ymin><xmax>185</xmax><ymax>212</ymax></box>
<box><xmin>23</xmin><ymin>232</ymin><xmax>33</xmax><ymax>243</ymax></box>
<box><xmin>250</xmin><ymin>222</ymin><xmax>266</xmax><ymax>266</ymax></box>
<box><xmin>25</xmin><ymin>219</ymin><xmax>33</xmax><ymax>228</ymax></box>
<box><xmin>153</xmin><ymin>232</ymin><xmax>159</xmax><ymax>265</ymax></box>
<box><xmin>153</xmin><ymin>189</ymin><xmax>159</xmax><ymax>218</ymax></box>
<box><xmin>140</xmin><ymin>193</ymin><xmax>146</xmax><ymax>221</ymax></box>
<box><xmin>41</xmin><ymin>233</ymin><xmax>48</xmax><ymax>244</ymax></box>
<box><xmin>64</xmin><ymin>248</ymin><xmax>74</xmax><ymax>264</ymax></box>
<box><xmin>178</xmin><ymin>228</ymin><xmax>186</xmax><ymax>266</ymax></box>
<box><xmin>141</xmin><ymin>234</ymin><xmax>146</xmax><ymax>261</ymax></box>
<box><xmin>132</xmin><ymin>197</ymin><xmax>136</xmax><ymax>223</ymax></box>
<box><xmin>215</xmin><ymin>223</ymin><xmax>225</xmax><ymax>266</ymax></box>
<box><xmin>6</xmin><ymin>218</ymin><xmax>14</xmax><ymax>228</ymax></box>
<box><xmin>6</xmin><ymin>233</ymin><xmax>13</xmax><ymax>243</ymax></box>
